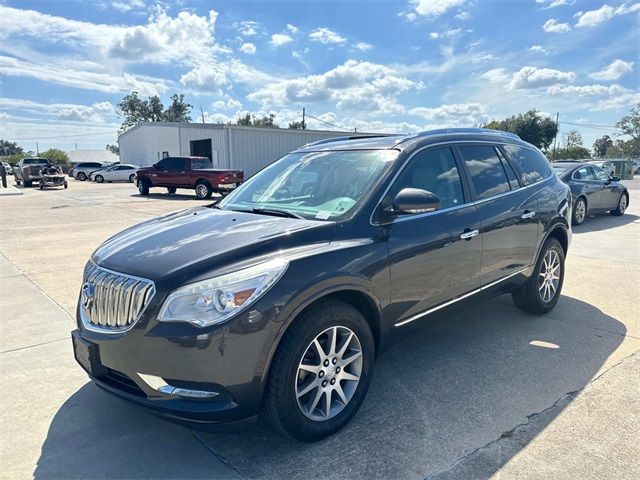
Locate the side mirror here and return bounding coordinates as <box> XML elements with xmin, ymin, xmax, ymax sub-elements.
<box><xmin>389</xmin><ymin>188</ymin><xmax>441</xmax><ymax>215</ymax></box>
<box><xmin>611</xmin><ymin>176</ymin><xmax>620</xmax><ymax>182</ymax></box>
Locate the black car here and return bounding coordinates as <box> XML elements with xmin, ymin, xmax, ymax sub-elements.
<box><xmin>72</xmin><ymin>128</ymin><xmax>572</xmax><ymax>441</ymax></box>
<box><xmin>552</xmin><ymin>161</ymin><xmax>628</xmax><ymax>226</ymax></box>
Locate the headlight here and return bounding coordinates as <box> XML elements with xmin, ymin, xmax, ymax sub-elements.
<box><xmin>157</xmin><ymin>258</ymin><xmax>288</xmax><ymax>327</ymax></box>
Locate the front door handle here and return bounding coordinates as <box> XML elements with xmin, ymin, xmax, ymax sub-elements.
<box><xmin>460</xmin><ymin>229</ymin><xmax>479</xmax><ymax>240</ymax></box>
<box><xmin>521</xmin><ymin>211</ymin><xmax>536</xmax><ymax>219</ymax></box>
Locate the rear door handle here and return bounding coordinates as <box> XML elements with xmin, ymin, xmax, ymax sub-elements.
<box><xmin>521</xmin><ymin>211</ymin><xmax>536</xmax><ymax>219</ymax></box>
<box><xmin>460</xmin><ymin>229</ymin><xmax>479</xmax><ymax>240</ymax></box>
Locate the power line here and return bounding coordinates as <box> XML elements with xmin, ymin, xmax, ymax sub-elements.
<box><xmin>11</xmin><ymin>130</ymin><xmax>116</xmax><ymax>140</ymax></box>
<box><xmin>304</xmin><ymin>113</ymin><xmax>352</xmax><ymax>132</ymax></box>
<box><xmin>560</xmin><ymin>121</ymin><xmax>621</xmax><ymax>130</ymax></box>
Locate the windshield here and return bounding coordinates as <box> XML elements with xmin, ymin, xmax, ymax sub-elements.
<box><xmin>218</xmin><ymin>150</ymin><xmax>398</xmax><ymax>220</ymax></box>
<box><xmin>23</xmin><ymin>159</ymin><xmax>49</xmax><ymax>165</ymax></box>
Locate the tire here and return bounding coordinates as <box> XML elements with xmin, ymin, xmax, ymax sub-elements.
<box><xmin>264</xmin><ymin>299</ymin><xmax>375</xmax><ymax>442</ymax></box>
<box><xmin>610</xmin><ymin>192</ymin><xmax>628</xmax><ymax>216</ymax></box>
<box><xmin>137</xmin><ymin>178</ymin><xmax>150</xmax><ymax>196</ymax></box>
<box><xmin>95</xmin><ymin>175</ymin><xmax>104</xmax><ymax>183</ymax></box>
<box><xmin>195</xmin><ymin>181</ymin><xmax>212</xmax><ymax>199</ymax></box>
<box><xmin>39</xmin><ymin>182</ymin><xmax>43</xmax><ymax>190</ymax></box>
<box><xmin>129</xmin><ymin>174</ymin><xmax>136</xmax><ymax>183</ymax></box>
<box><xmin>24</xmin><ymin>180</ymin><xmax>32</xmax><ymax>188</ymax></box>
<box><xmin>77</xmin><ymin>172</ymin><xmax>87</xmax><ymax>181</ymax></box>
<box><xmin>167</xmin><ymin>187</ymin><xmax>177</xmax><ymax>194</ymax></box>
<box><xmin>572</xmin><ymin>197</ymin><xmax>587</xmax><ymax>226</ymax></box>
<box><xmin>64</xmin><ymin>182</ymin><xmax>68</xmax><ymax>189</ymax></box>
<box><xmin>512</xmin><ymin>238</ymin><xmax>565</xmax><ymax>315</ymax></box>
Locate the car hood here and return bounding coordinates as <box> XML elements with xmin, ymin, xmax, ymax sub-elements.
<box><xmin>92</xmin><ymin>207</ymin><xmax>336</xmax><ymax>282</ymax></box>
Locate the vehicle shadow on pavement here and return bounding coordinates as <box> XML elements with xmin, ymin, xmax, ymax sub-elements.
<box><xmin>193</xmin><ymin>295</ymin><xmax>624</xmax><ymax>479</ymax></box>
<box><xmin>33</xmin><ymin>384</ymin><xmax>235</xmax><ymax>479</ymax></box>
<box><xmin>572</xmin><ymin>213</ymin><xmax>639</xmax><ymax>234</ymax></box>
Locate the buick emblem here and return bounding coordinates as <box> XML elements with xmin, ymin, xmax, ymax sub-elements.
<box><xmin>82</xmin><ymin>282</ymin><xmax>95</xmax><ymax>309</ymax></box>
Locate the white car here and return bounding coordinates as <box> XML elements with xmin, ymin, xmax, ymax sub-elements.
<box><xmin>590</xmin><ymin>160</ymin><xmax>615</xmax><ymax>176</ymax></box>
<box><xmin>90</xmin><ymin>164</ymin><xmax>138</xmax><ymax>183</ymax></box>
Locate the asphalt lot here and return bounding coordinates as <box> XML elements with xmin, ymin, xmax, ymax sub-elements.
<box><xmin>1</xmin><ymin>177</ymin><xmax>639</xmax><ymax>479</ymax></box>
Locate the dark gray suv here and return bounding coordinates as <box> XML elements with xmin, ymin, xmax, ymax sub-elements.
<box><xmin>72</xmin><ymin>128</ymin><xmax>572</xmax><ymax>441</ymax></box>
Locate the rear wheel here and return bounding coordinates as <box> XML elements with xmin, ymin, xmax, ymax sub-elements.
<box><xmin>512</xmin><ymin>238</ymin><xmax>565</xmax><ymax>314</ymax></box>
<box><xmin>572</xmin><ymin>197</ymin><xmax>586</xmax><ymax>226</ymax></box>
<box><xmin>610</xmin><ymin>192</ymin><xmax>628</xmax><ymax>216</ymax></box>
<box><xmin>167</xmin><ymin>187</ymin><xmax>177</xmax><ymax>194</ymax></box>
<box><xmin>195</xmin><ymin>182</ymin><xmax>212</xmax><ymax>199</ymax></box>
<box><xmin>264</xmin><ymin>299</ymin><xmax>375</xmax><ymax>442</ymax></box>
<box><xmin>95</xmin><ymin>175</ymin><xmax>104</xmax><ymax>183</ymax></box>
<box><xmin>77</xmin><ymin>172</ymin><xmax>87</xmax><ymax>181</ymax></box>
<box><xmin>137</xmin><ymin>178</ymin><xmax>149</xmax><ymax>196</ymax></box>
<box><xmin>129</xmin><ymin>174</ymin><xmax>136</xmax><ymax>183</ymax></box>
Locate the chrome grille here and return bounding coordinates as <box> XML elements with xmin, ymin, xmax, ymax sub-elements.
<box><xmin>80</xmin><ymin>262</ymin><xmax>155</xmax><ymax>333</ymax></box>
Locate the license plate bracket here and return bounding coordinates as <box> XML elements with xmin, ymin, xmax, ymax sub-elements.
<box><xmin>72</xmin><ymin>331</ymin><xmax>106</xmax><ymax>377</ymax></box>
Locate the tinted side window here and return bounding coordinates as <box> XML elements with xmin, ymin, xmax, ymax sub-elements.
<box><xmin>165</xmin><ymin>158</ymin><xmax>187</xmax><ymax>170</ymax></box>
<box><xmin>496</xmin><ymin>148</ymin><xmax>520</xmax><ymax>189</ymax></box>
<box><xmin>573</xmin><ymin>167</ymin><xmax>594</xmax><ymax>181</ymax></box>
<box><xmin>391</xmin><ymin>147</ymin><xmax>465</xmax><ymax>209</ymax></box>
<box><xmin>503</xmin><ymin>145</ymin><xmax>551</xmax><ymax>186</ymax></box>
<box><xmin>459</xmin><ymin>145</ymin><xmax>510</xmax><ymax>200</ymax></box>
<box><xmin>192</xmin><ymin>158</ymin><xmax>212</xmax><ymax>169</ymax></box>
<box><xmin>591</xmin><ymin>166</ymin><xmax>609</xmax><ymax>181</ymax></box>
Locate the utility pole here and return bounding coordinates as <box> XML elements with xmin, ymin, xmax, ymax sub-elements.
<box><xmin>302</xmin><ymin>107</ymin><xmax>306</xmax><ymax>129</ymax></box>
<box><xmin>200</xmin><ymin>105</ymin><xmax>205</xmax><ymax>124</ymax></box>
<box><xmin>36</xmin><ymin>142</ymin><xmax>39</xmax><ymax>155</ymax></box>
<box><xmin>552</xmin><ymin>112</ymin><xmax>559</xmax><ymax>161</ymax></box>
<box><xmin>75</xmin><ymin>142</ymin><xmax>78</xmax><ymax>150</ymax></box>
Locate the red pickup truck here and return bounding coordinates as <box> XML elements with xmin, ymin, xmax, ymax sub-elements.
<box><xmin>135</xmin><ymin>156</ymin><xmax>244</xmax><ymax>199</ymax></box>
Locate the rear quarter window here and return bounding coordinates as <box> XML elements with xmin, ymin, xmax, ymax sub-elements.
<box><xmin>502</xmin><ymin>145</ymin><xmax>552</xmax><ymax>186</ymax></box>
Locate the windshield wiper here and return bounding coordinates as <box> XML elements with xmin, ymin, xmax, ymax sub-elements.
<box><xmin>251</xmin><ymin>207</ymin><xmax>304</xmax><ymax>219</ymax></box>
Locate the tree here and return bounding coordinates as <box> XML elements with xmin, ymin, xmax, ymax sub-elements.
<box><xmin>116</xmin><ymin>91</ymin><xmax>192</xmax><ymax>131</ymax></box>
<box><xmin>610</xmin><ymin>103</ymin><xmax>640</xmax><ymax>158</ymax></box>
<box><xmin>0</xmin><ymin>139</ymin><xmax>24</xmax><ymax>156</ymax></box>
<box><xmin>234</xmin><ymin>113</ymin><xmax>279</xmax><ymax>128</ymax></box>
<box><xmin>106</xmin><ymin>144</ymin><xmax>119</xmax><ymax>155</ymax></box>
<box><xmin>40</xmin><ymin>148</ymin><xmax>70</xmax><ymax>168</ymax></box>
<box><xmin>484</xmin><ymin>109</ymin><xmax>558</xmax><ymax>150</ymax></box>
<box><xmin>561</xmin><ymin>130</ymin><xmax>591</xmax><ymax>160</ymax></box>
<box><xmin>288</xmin><ymin>120</ymin><xmax>307</xmax><ymax>130</ymax></box>
<box><xmin>593</xmin><ymin>135</ymin><xmax>614</xmax><ymax>158</ymax></box>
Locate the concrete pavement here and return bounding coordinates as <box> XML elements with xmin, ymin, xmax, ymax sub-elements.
<box><xmin>1</xmin><ymin>177</ymin><xmax>638</xmax><ymax>479</ymax></box>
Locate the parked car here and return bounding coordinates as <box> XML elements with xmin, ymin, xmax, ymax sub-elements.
<box><xmin>38</xmin><ymin>164</ymin><xmax>68</xmax><ymax>190</ymax></box>
<box><xmin>1</xmin><ymin>162</ymin><xmax>13</xmax><ymax>175</ymax></box>
<box><xmin>589</xmin><ymin>160</ymin><xmax>615</xmax><ymax>176</ymax></box>
<box><xmin>552</xmin><ymin>161</ymin><xmax>628</xmax><ymax>225</ymax></box>
<box><xmin>90</xmin><ymin>164</ymin><xmax>138</xmax><ymax>183</ymax></box>
<box><xmin>12</xmin><ymin>157</ymin><xmax>51</xmax><ymax>187</ymax></box>
<box><xmin>135</xmin><ymin>156</ymin><xmax>244</xmax><ymax>199</ymax></box>
<box><xmin>72</xmin><ymin>162</ymin><xmax>109</xmax><ymax>181</ymax></box>
<box><xmin>72</xmin><ymin>128</ymin><xmax>571</xmax><ymax>442</ymax></box>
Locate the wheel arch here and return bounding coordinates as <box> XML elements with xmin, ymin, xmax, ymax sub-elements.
<box><xmin>258</xmin><ymin>285</ymin><xmax>383</xmax><ymax>402</ymax></box>
<box><xmin>195</xmin><ymin>178</ymin><xmax>212</xmax><ymax>187</ymax></box>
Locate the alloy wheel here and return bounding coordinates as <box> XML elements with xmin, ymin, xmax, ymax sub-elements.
<box><xmin>196</xmin><ymin>184</ymin><xmax>208</xmax><ymax>198</ymax></box>
<box><xmin>538</xmin><ymin>249</ymin><xmax>561</xmax><ymax>303</ymax></box>
<box><xmin>574</xmin><ymin>200</ymin><xmax>586</xmax><ymax>223</ymax></box>
<box><xmin>619</xmin><ymin>195</ymin><xmax>627</xmax><ymax>214</ymax></box>
<box><xmin>295</xmin><ymin>326</ymin><xmax>363</xmax><ymax>421</ymax></box>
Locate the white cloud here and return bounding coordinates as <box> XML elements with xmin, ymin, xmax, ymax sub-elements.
<box><xmin>240</xmin><ymin>42</ymin><xmax>256</xmax><ymax>54</ymax></box>
<box><xmin>111</xmin><ymin>0</ymin><xmax>147</xmax><ymax>13</ymax></box>
<box><xmin>212</xmin><ymin>98</ymin><xmax>242</xmax><ymax>110</ymax></box>
<box><xmin>409</xmin><ymin>102</ymin><xmax>490</xmax><ymax>125</ymax></box>
<box><xmin>248</xmin><ymin>60</ymin><xmax>417</xmax><ymax>116</ymax></box>
<box><xmin>546</xmin><ymin>84</ymin><xmax>629</xmax><ymax>96</ymax></box>
<box><xmin>536</xmin><ymin>0</ymin><xmax>573</xmax><ymax>9</ymax></box>
<box><xmin>510</xmin><ymin>66</ymin><xmax>576</xmax><ymax>89</ymax></box>
<box><xmin>309</xmin><ymin>27</ymin><xmax>346</xmax><ymax>44</ymax></box>
<box><xmin>412</xmin><ymin>0</ymin><xmax>467</xmax><ymax>17</ymax></box>
<box><xmin>589</xmin><ymin>59</ymin><xmax>634</xmax><ymax>80</ymax></box>
<box><xmin>585</xmin><ymin>91</ymin><xmax>640</xmax><ymax>111</ymax></box>
<box><xmin>0</xmin><ymin>97</ymin><xmax>115</xmax><ymax>124</ymax></box>
<box><xmin>575</xmin><ymin>3</ymin><xmax>640</xmax><ymax>27</ymax></box>
<box><xmin>270</xmin><ymin>33</ymin><xmax>293</xmax><ymax>47</ymax></box>
<box><xmin>354</xmin><ymin>42</ymin><xmax>372</xmax><ymax>51</ymax></box>
<box><xmin>234</xmin><ymin>20</ymin><xmax>260</xmax><ymax>36</ymax></box>
<box><xmin>286</xmin><ymin>23</ymin><xmax>298</xmax><ymax>34</ymax></box>
<box><xmin>480</xmin><ymin>68</ymin><xmax>511</xmax><ymax>83</ymax></box>
<box><xmin>179</xmin><ymin>65</ymin><xmax>227</xmax><ymax>93</ymax></box>
<box><xmin>429</xmin><ymin>28</ymin><xmax>462</xmax><ymax>39</ymax></box>
<box><xmin>528</xmin><ymin>45</ymin><xmax>548</xmax><ymax>53</ymax></box>
<box><xmin>543</xmin><ymin>18</ymin><xmax>571</xmax><ymax>32</ymax></box>
<box><xmin>0</xmin><ymin>55</ymin><xmax>168</xmax><ymax>95</ymax></box>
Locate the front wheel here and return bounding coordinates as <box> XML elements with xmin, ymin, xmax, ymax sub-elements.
<box><xmin>512</xmin><ymin>238</ymin><xmax>565</xmax><ymax>314</ymax></box>
<box><xmin>137</xmin><ymin>179</ymin><xmax>149</xmax><ymax>196</ymax></box>
<box><xmin>264</xmin><ymin>299</ymin><xmax>375</xmax><ymax>442</ymax></box>
<box><xmin>610</xmin><ymin>193</ymin><xmax>628</xmax><ymax>216</ymax></box>
<box><xmin>77</xmin><ymin>172</ymin><xmax>87</xmax><ymax>181</ymax></box>
<box><xmin>95</xmin><ymin>175</ymin><xmax>104</xmax><ymax>183</ymax></box>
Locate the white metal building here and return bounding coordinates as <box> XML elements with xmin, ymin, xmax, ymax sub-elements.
<box><xmin>118</xmin><ymin>123</ymin><xmax>381</xmax><ymax>177</ymax></box>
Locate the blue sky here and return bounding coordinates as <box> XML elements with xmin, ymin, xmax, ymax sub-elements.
<box><xmin>0</xmin><ymin>0</ymin><xmax>638</xmax><ymax>152</ymax></box>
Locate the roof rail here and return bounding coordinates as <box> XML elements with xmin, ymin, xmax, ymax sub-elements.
<box><xmin>302</xmin><ymin>134</ymin><xmax>397</xmax><ymax>148</ymax></box>
<box><xmin>399</xmin><ymin>128</ymin><xmax>521</xmax><ymax>143</ymax></box>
